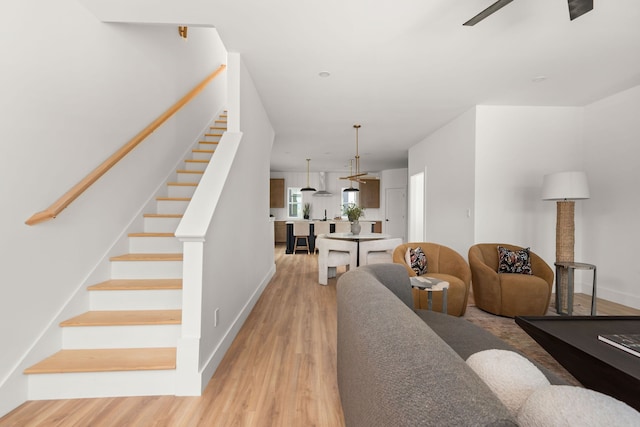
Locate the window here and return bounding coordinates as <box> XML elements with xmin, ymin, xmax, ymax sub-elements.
<box><xmin>341</xmin><ymin>188</ymin><xmax>359</xmax><ymax>219</ymax></box>
<box><xmin>288</xmin><ymin>187</ymin><xmax>302</xmax><ymax>218</ymax></box>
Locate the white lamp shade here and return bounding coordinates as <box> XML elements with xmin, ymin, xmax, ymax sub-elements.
<box><xmin>541</xmin><ymin>171</ymin><xmax>590</xmax><ymax>201</ymax></box>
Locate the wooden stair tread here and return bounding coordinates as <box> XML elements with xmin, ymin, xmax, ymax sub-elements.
<box><xmin>60</xmin><ymin>310</ymin><xmax>181</xmax><ymax>327</ymax></box>
<box><xmin>109</xmin><ymin>253</ymin><xmax>183</xmax><ymax>262</ymax></box>
<box><xmin>88</xmin><ymin>279</ymin><xmax>182</xmax><ymax>291</ymax></box>
<box><xmin>167</xmin><ymin>182</ymin><xmax>198</xmax><ymax>186</ymax></box>
<box><xmin>192</xmin><ymin>149</ymin><xmax>214</xmax><ymax>154</ymax></box>
<box><xmin>143</xmin><ymin>213</ymin><xmax>183</xmax><ymax>218</ymax></box>
<box><xmin>24</xmin><ymin>348</ymin><xmax>176</xmax><ymax>374</ymax></box>
<box><xmin>185</xmin><ymin>159</ymin><xmax>209</xmax><ymax>164</ymax></box>
<box><xmin>198</xmin><ymin>141</ymin><xmax>219</xmax><ymax>145</ymax></box>
<box><xmin>204</xmin><ymin>133</ymin><xmax>223</xmax><ymax>137</ymax></box>
<box><xmin>156</xmin><ymin>197</ymin><xmax>191</xmax><ymax>201</ymax></box>
<box><xmin>127</xmin><ymin>232</ymin><xmax>175</xmax><ymax>237</ymax></box>
<box><xmin>177</xmin><ymin>169</ymin><xmax>204</xmax><ymax>174</ymax></box>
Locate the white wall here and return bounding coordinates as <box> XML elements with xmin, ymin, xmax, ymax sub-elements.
<box><xmin>409</xmin><ymin>99</ymin><xmax>640</xmax><ymax>309</ymax></box>
<box><xmin>474</xmin><ymin>106</ymin><xmax>585</xmax><ymax>273</ymax></box>
<box><xmin>0</xmin><ymin>0</ymin><xmax>226</xmax><ymax>414</ymax></box>
<box><xmin>408</xmin><ymin>108</ymin><xmax>476</xmax><ymax>257</ymax></box>
<box><xmin>195</xmin><ymin>56</ymin><xmax>275</xmax><ymax>381</ymax></box>
<box><xmin>583</xmin><ymin>85</ymin><xmax>640</xmax><ymax>308</ymax></box>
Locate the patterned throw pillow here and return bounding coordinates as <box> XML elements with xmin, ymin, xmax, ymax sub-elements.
<box><xmin>497</xmin><ymin>246</ymin><xmax>532</xmax><ymax>275</ymax></box>
<box><xmin>405</xmin><ymin>246</ymin><xmax>428</xmax><ymax>276</ymax></box>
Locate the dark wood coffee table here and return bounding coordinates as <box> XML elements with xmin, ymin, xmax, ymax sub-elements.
<box><xmin>515</xmin><ymin>315</ymin><xmax>640</xmax><ymax>411</ymax></box>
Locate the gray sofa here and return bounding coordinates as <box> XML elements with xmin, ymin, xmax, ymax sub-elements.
<box><xmin>336</xmin><ymin>264</ymin><xmax>566</xmax><ymax>427</ymax></box>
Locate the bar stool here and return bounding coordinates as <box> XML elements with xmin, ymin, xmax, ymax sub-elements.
<box><xmin>293</xmin><ymin>221</ymin><xmax>311</xmax><ymax>254</ymax></box>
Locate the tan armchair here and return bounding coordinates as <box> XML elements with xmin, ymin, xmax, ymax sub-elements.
<box><xmin>468</xmin><ymin>243</ymin><xmax>554</xmax><ymax>317</ymax></box>
<box><xmin>392</xmin><ymin>242</ymin><xmax>471</xmax><ymax>316</ymax></box>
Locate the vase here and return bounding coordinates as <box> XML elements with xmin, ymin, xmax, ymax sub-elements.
<box><xmin>351</xmin><ymin>221</ymin><xmax>361</xmax><ymax>235</ymax></box>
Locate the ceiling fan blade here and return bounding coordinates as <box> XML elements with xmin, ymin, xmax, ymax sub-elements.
<box><xmin>568</xmin><ymin>0</ymin><xmax>593</xmax><ymax>20</ymax></box>
<box><xmin>463</xmin><ymin>0</ymin><xmax>514</xmax><ymax>26</ymax></box>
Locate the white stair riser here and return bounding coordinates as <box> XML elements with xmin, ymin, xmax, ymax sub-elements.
<box><xmin>184</xmin><ymin>161</ymin><xmax>209</xmax><ymax>171</ymax></box>
<box><xmin>167</xmin><ymin>184</ymin><xmax>197</xmax><ymax>198</ymax></box>
<box><xmin>27</xmin><ymin>369</ymin><xmax>175</xmax><ymax>400</ymax></box>
<box><xmin>143</xmin><ymin>217</ymin><xmax>181</xmax><ymax>233</ymax></box>
<box><xmin>62</xmin><ymin>325</ymin><xmax>180</xmax><ymax>349</ymax></box>
<box><xmin>111</xmin><ymin>260</ymin><xmax>183</xmax><ymax>279</ymax></box>
<box><xmin>157</xmin><ymin>200</ymin><xmax>189</xmax><ymax>215</ymax></box>
<box><xmin>90</xmin><ymin>289</ymin><xmax>182</xmax><ymax>310</ymax></box>
<box><xmin>177</xmin><ymin>172</ymin><xmax>203</xmax><ymax>183</ymax></box>
<box><xmin>129</xmin><ymin>236</ymin><xmax>182</xmax><ymax>253</ymax></box>
<box><xmin>198</xmin><ymin>142</ymin><xmax>217</xmax><ymax>151</ymax></box>
<box><xmin>191</xmin><ymin>151</ymin><xmax>213</xmax><ymax>161</ymax></box>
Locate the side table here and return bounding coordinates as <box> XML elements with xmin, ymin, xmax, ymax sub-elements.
<box><xmin>410</xmin><ymin>277</ymin><xmax>449</xmax><ymax>313</ymax></box>
<box><xmin>554</xmin><ymin>262</ymin><xmax>597</xmax><ymax>315</ymax></box>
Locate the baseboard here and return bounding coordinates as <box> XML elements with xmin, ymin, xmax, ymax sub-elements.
<box><xmin>597</xmin><ymin>286</ymin><xmax>640</xmax><ymax>311</ymax></box>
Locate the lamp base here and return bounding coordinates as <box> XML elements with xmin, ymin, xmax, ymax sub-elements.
<box><xmin>555</xmin><ymin>200</ymin><xmax>575</xmax><ymax>313</ymax></box>
<box><xmin>556</xmin><ymin>200</ymin><xmax>575</xmax><ymax>263</ymax></box>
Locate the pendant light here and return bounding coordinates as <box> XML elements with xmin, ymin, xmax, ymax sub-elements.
<box><xmin>343</xmin><ymin>159</ymin><xmax>359</xmax><ymax>192</ymax></box>
<box><xmin>340</xmin><ymin>124</ymin><xmax>368</xmax><ymax>185</ymax></box>
<box><xmin>301</xmin><ymin>158</ymin><xmax>316</xmax><ymax>192</ymax></box>
<box><xmin>353</xmin><ymin>124</ymin><xmax>362</xmax><ymax>177</ymax></box>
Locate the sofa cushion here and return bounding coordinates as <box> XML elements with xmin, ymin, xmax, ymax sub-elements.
<box><xmin>415</xmin><ymin>310</ymin><xmax>566</xmax><ymax>385</ymax></box>
<box><xmin>467</xmin><ymin>349</ymin><xmax>550</xmax><ymax>417</ymax></box>
<box><xmin>497</xmin><ymin>246</ymin><xmax>532</xmax><ymax>275</ymax></box>
<box><xmin>517</xmin><ymin>385</ymin><xmax>640</xmax><ymax>426</ymax></box>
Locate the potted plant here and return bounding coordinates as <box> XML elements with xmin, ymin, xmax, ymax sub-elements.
<box><xmin>342</xmin><ymin>203</ymin><xmax>365</xmax><ymax>234</ymax></box>
<box><xmin>303</xmin><ymin>203</ymin><xmax>311</xmax><ymax>220</ymax></box>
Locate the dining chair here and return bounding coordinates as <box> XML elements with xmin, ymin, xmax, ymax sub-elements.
<box><xmin>359</xmin><ymin>238</ymin><xmax>403</xmax><ymax>266</ymax></box>
<box><xmin>313</xmin><ymin>221</ymin><xmax>331</xmax><ymax>253</ymax></box>
<box><xmin>317</xmin><ymin>236</ymin><xmax>357</xmax><ymax>285</ymax></box>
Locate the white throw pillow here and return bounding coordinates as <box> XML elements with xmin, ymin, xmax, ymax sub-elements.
<box><xmin>466</xmin><ymin>349</ymin><xmax>549</xmax><ymax>417</ymax></box>
<box><xmin>518</xmin><ymin>385</ymin><xmax>640</xmax><ymax>426</ymax></box>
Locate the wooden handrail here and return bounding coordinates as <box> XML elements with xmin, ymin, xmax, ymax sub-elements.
<box><xmin>26</xmin><ymin>64</ymin><xmax>227</xmax><ymax>226</ymax></box>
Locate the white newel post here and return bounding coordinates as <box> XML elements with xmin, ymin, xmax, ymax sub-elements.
<box><xmin>175</xmin><ymin>238</ymin><xmax>205</xmax><ymax>395</ymax></box>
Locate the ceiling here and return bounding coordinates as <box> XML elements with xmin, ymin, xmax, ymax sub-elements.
<box><xmin>209</xmin><ymin>0</ymin><xmax>640</xmax><ymax>173</ymax></box>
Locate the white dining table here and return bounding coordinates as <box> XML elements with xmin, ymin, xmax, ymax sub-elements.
<box><xmin>324</xmin><ymin>233</ymin><xmax>391</xmax><ymax>266</ymax></box>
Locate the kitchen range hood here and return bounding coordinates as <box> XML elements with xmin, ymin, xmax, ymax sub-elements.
<box><xmin>313</xmin><ymin>172</ymin><xmax>333</xmax><ymax>197</ymax></box>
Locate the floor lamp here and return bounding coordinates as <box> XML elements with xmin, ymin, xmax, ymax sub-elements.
<box><xmin>542</xmin><ymin>171</ymin><xmax>590</xmax><ymax>312</ymax></box>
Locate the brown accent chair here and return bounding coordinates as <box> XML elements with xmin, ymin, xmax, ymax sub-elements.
<box><xmin>392</xmin><ymin>242</ymin><xmax>471</xmax><ymax>316</ymax></box>
<box><xmin>468</xmin><ymin>243</ymin><xmax>554</xmax><ymax>318</ymax></box>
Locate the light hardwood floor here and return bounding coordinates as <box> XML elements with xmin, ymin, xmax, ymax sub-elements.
<box><xmin>0</xmin><ymin>245</ymin><xmax>345</xmax><ymax>427</ymax></box>
<box><xmin>2</xmin><ymin>245</ymin><xmax>638</xmax><ymax>426</ymax></box>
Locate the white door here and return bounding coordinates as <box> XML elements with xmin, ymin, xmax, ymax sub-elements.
<box><xmin>385</xmin><ymin>187</ymin><xmax>407</xmax><ymax>241</ymax></box>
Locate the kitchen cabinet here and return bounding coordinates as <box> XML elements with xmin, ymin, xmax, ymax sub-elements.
<box><xmin>359</xmin><ymin>179</ymin><xmax>380</xmax><ymax>208</ymax></box>
<box><xmin>270</xmin><ymin>178</ymin><xmax>285</xmax><ymax>208</ymax></box>
<box><xmin>274</xmin><ymin>221</ymin><xmax>287</xmax><ymax>243</ymax></box>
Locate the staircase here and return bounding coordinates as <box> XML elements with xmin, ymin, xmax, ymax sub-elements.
<box><xmin>23</xmin><ymin>113</ymin><xmax>227</xmax><ymax>400</ymax></box>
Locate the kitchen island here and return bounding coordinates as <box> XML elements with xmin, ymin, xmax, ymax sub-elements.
<box><xmin>285</xmin><ymin>220</ymin><xmax>380</xmax><ymax>253</ymax></box>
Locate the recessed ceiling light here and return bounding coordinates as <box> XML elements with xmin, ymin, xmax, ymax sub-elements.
<box><xmin>532</xmin><ymin>75</ymin><xmax>547</xmax><ymax>83</ymax></box>
<box><xmin>318</xmin><ymin>71</ymin><xmax>331</xmax><ymax>78</ymax></box>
